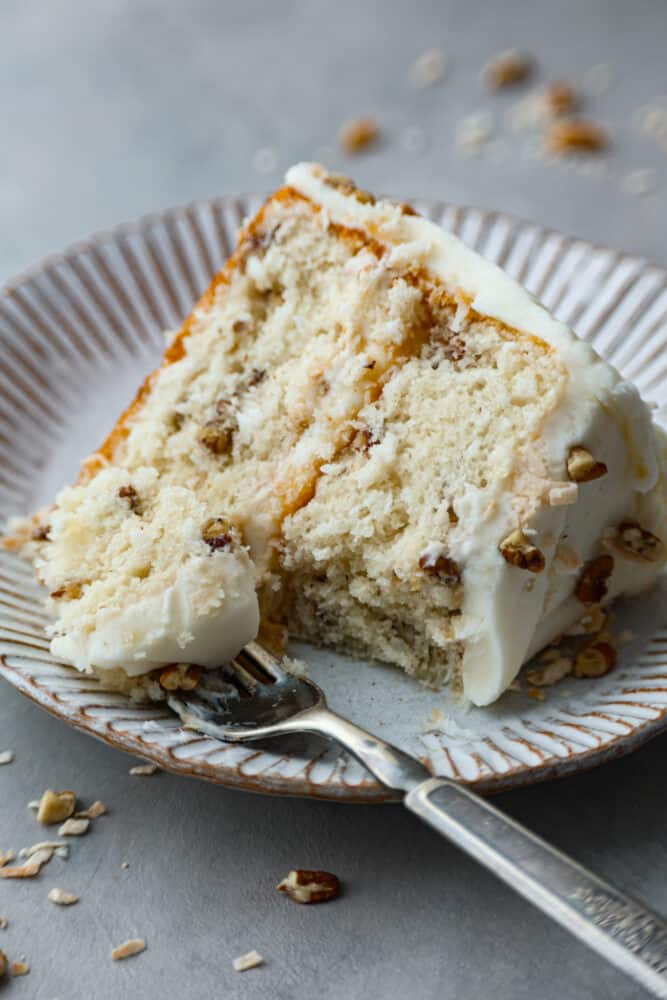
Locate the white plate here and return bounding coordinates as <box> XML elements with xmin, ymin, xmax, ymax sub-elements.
<box><xmin>1</xmin><ymin>193</ymin><xmax>666</xmax><ymax>801</ymax></box>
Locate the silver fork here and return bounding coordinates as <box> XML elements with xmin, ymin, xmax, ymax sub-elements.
<box><xmin>169</xmin><ymin>641</ymin><xmax>667</xmax><ymax>998</ymax></box>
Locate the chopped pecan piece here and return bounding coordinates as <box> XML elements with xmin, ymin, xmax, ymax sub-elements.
<box><xmin>158</xmin><ymin>664</ymin><xmax>202</xmax><ymax>692</ymax></box>
<box><xmin>338</xmin><ymin>118</ymin><xmax>380</xmax><ymax>155</ymax></box>
<box><xmin>566</xmin><ymin>446</ymin><xmax>607</xmax><ymax>483</ymax></box>
<box><xmin>0</xmin><ymin>949</ymin><xmax>6</xmax><ymax>978</ymax></box>
<box><xmin>31</xmin><ymin>524</ymin><xmax>50</xmax><ymax>542</ymax></box>
<box><xmin>574</xmin><ymin>640</ymin><xmax>617</xmax><ymax>678</ymax></box>
<box><xmin>499</xmin><ymin>530</ymin><xmax>545</xmax><ymax>573</ymax></box>
<box><xmin>574</xmin><ymin>554</ymin><xmax>614</xmax><ymax>605</ymax></box>
<box><xmin>277</xmin><ymin>869</ymin><xmax>339</xmax><ymax>904</ymax></box>
<box><xmin>484</xmin><ymin>49</ymin><xmax>533</xmax><ymax>89</ymax></box>
<box><xmin>199</xmin><ymin>401</ymin><xmax>237</xmax><ymax>456</ymax></box>
<box><xmin>50</xmin><ymin>581</ymin><xmax>83</xmax><ymax>600</ymax></box>
<box><xmin>419</xmin><ymin>551</ymin><xmax>461</xmax><ymax>585</ymax></box>
<box><xmin>118</xmin><ymin>484</ymin><xmax>142</xmax><ymax>514</ymax></box>
<box><xmin>202</xmin><ymin>518</ymin><xmax>234</xmax><ymax>550</ymax></box>
<box><xmin>547</xmin><ymin>118</ymin><xmax>609</xmax><ymax>154</ymax></box>
<box><xmin>546</xmin><ymin>81</ymin><xmax>578</xmax><ymax>116</ymax></box>
<box><xmin>246</xmin><ymin>367</ymin><xmax>266</xmax><ymax>388</ymax></box>
<box><xmin>611</xmin><ymin>521</ymin><xmax>663</xmax><ymax>563</ymax></box>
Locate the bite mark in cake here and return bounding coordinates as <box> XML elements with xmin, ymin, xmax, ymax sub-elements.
<box><xmin>7</xmin><ymin>163</ymin><xmax>667</xmax><ymax>706</ymax></box>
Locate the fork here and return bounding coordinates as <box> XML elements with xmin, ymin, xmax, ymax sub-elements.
<box><xmin>169</xmin><ymin>641</ymin><xmax>667</xmax><ymax>998</ymax></box>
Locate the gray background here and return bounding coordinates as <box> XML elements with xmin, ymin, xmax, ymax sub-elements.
<box><xmin>1</xmin><ymin>1</ymin><xmax>667</xmax><ymax>997</ymax></box>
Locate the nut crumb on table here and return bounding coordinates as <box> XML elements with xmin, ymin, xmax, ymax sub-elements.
<box><xmin>0</xmin><ymin>751</ymin><xmax>13</xmax><ymax>766</ymax></box>
<box><xmin>48</xmin><ymin>888</ymin><xmax>79</xmax><ymax>906</ymax></box>
<box><xmin>58</xmin><ymin>817</ymin><xmax>89</xmax><ymax>837</ymax></box>
<box><xmin>338</xmin><ymin>116</ymin><xmax>379</xmax><ymax>154</ymax></box>
<box><xmin>111</xmin><ymin>939</ymin><xmax>146</xmax><ymax>961</ymax></box>
<box><xmin>37</xmin><ymin>789</ymin><xmax>76</xmax><ymax>825</ymax></box>
<box><xmin>11</xmin><ymin>960</ymin><xmax>29</xmax><ymax>976</ymax></box>
<box><xmin>129</xmin><ymin>763</ymin><xmax>159</xmax><ymax>776</ymax></box>
<box><xmin>233</xmin><ymin>950</ymin><xmax>264</xmax><ymax>972</ymax></box>
<box><xmin>277</xmin><ymin>869</ymin><xmax>340</xmax><ymax>904</ymax></box>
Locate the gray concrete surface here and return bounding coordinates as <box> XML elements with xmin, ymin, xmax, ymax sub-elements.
<box><xmin>1</xmin><ymin>1</ymin><xmax>667</xmax><ymax>997</ymax></box>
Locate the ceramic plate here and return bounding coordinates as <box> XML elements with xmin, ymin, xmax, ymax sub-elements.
<box><xmin>1</xmin><ymin>194</ymin><xmax>666</xmax><ymax>802</ymax></box>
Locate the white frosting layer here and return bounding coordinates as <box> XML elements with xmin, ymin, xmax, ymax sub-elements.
<box><xmin>287</xmin><ymin>163</ymin><xmax>667</xmax><ymax>705</ymax></box>
<box><xmin>50</xmin><ymin>549</ymin><xmax>259</xmax><ymax>676</ymax></box>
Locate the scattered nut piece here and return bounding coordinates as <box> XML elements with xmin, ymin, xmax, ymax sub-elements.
<box><xmin>27</xmin><ymin>801</ymin><xmax>39</xmax><ymax>811</ymax></box>
<box><xmin>547</xmin><ymin>119</ymin><xmax>609</xmax><ymax>155</ymax></box>
<box><xmin>0</xmin><ymin>851</ymin><xmax>15</xmax><ymax>869</ymax></box>
<box><xmin>419</xmin><ymin>551</ymin><xmax>461</xmax><ymax>584</ymax></box>
<box><xmin>411</xmin><ymin>49</ymin><xmax>447</xmax><ymax>89</ymax></box>
<box><xmin>545</xmin><ymin>81</ymin><xmax>578</xmax><ymax>116</ymax></box>
<box><xmin>0</xmin><ymin>848</ymin><xmax>54</xmax><ymax>879</ymax></box>
<box><xmin>75</xmin><ymin>801</ymin><xmax>107</xmax><ymax>820</ymax></box>
<box><xmin>566</xmin><ymin>607</ymin><xmax>608</xmax><ymax>636</ymax></box>
<box><xmin>12</xmin><ymin>961</ymin><xmax>29</xmax><ymax>977</ymax></box>
<box><xmin>527</xmin><ymin>687</ymin><xmax>546</xmax><ymax>701</ymax></box>
<box><xmin>338</xmin><ymin>117</ymin><xmax>379</xmax><ymax>155</ymax></box>
<box><xmin>574</xmin><ymin>555</ymin><xmax>614</xmax><ymax>605</ymax></box>
<box><xmin>120</xmin><ymin>862</ymin><xmax>130</xmax><ymax>870</ymax></box>
<box><xmin>484</xmin><ymin>49</ymin><xmax>533</xmax><ymax>89</ymax></box>
<box><xmin>526</xmin><ymin>656</ymin><xmax>573</xmax><ymax>687</ymax></box>
<box><xmin>574</xmin><ymin>641</ymin><xmax>617</xmax><ymax>678</ymax></box>
<box><xmin>0</xmin><ymin>751</ymin><xmax>13</xmax><ymax>766</ymax></box>
<box><xmin>277</xmin><ymin>869</ymin><xmax>340</xmax><ymax>904</ymax></box>
<box><xmin>323</xmin><ymin>173</ymin><xmax>374</xmax><ymax>203</ymax></box>
<box><xmin>129</xmin><ymin>764</ymin><xmax>159</xmax><ymax>776</ymax></box>
<box><xmin>0</xmin><ymin>950</ymin><xmax>6</xmax><ymax>978</ymax></box>
<box><xmin>48</xmin><ymin>888</ymin><xmax>78</xmax><ymax>906</ymax></box>
<box><xmin>567</xmin><ymin>446</ymin><xmax>607</xmax><ymax>483</ymax></box>
<box><xmin>31</xmin><ymin>523</ymin><xmax>50</xmax><ymax>541</ymax></box>
<box><xmin>37</xmin><ymin>789</ymin><xmax>76</xmax><ymax>825</ymax></box>
<box><xmin>111</xmin><ymin>939</ymin><xmax>146</xmax><ymax>962</ymax></box>
<box><xmin>610</xmin><ymin>521</ymin><xmax>663</xmax><ymax>563</ymax></box>
<box><xmin>20</xmin><ymin>842</ymin><xmax>66</xmax><ymax>859</ymax></box>
<box><xmin>0</xmin><ymin>917</ymin><xmax>7</xmax><ymax>930</ymax></box>
<box><xmin>159</xmin><ymin>664</ymin><xmax>202</xmax><ymax>692</ymax></box>
<box><xmin>499</xmin><ymin>529</ymin><xmax>546</xmax><ymax>573</ymax></box>
<box><xmin>201</xmin><ymin>517</ymin><xmax>233</xmax><ymax>551</ymax></box>
<box><xmin>233</xmin><ymin>950</ymin><xmax>264</xmax><ymax>972</ymax></box>
<box><xmin>58</xmin><ymin>818</ymin><xmax>89</xmax><ymax>837</ymax></box>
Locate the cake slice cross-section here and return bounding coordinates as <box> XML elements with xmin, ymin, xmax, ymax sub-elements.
<box><xmin>9</xmin><ymin>163</ymin><xmax>667</xmax><ymax>706</ymax></box>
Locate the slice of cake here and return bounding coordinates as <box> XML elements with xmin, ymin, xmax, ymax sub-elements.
<box><xmin>8</xmin><ymin>163</ymin><xmax>667</xmax><ymax>706</ymax></box>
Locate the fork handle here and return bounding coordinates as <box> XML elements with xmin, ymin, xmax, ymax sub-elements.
<box><xmin>406</xmin><ymin>777</ymin><xmax>667</xmax><ymax>998</ymax></box>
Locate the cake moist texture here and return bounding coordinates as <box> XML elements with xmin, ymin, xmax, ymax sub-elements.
<box><xmin>11</xmin><ymin>163</ymin><xmax>667</xmax><ymax>706</ymax></box>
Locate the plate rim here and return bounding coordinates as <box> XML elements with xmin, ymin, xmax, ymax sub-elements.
<box><xmin>2</xmin><ymin>191</ymin><xmax>667</xmax><ymax>801</ymax></box>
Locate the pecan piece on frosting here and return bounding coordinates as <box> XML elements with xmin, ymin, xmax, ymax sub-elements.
<box><xmin>610</xmin><ymin>521</ymin><xmax>663</xmax><ymax>563</ymax></box>
<box><xmin>574</xmin><ymin>554</ymin><xmax>614</xmax><ymax>605</ymax></box>
<box><xmin>566</xmin><ymin>446</ymin><xmax>607</xmax><ymax>483</ymax></box>
<box><xmin>499</xmin><ymin>530</ymin><xmax>545</xmax><ymax>573</ymax></box>
<box><xmin>118</xmin><ymin>484</ymin><xmax>142</xmax><ymax>514</ymax></box>
<box><xmin>419</xmin><ymin>551</ymin><xmax>462</xmax><ymax>585</ymax></box>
